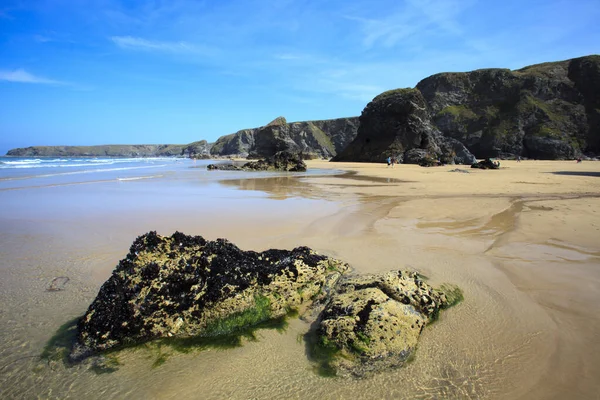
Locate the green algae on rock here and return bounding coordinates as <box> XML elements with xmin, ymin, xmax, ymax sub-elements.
<box><xmin>310</xmin><ymin>271</ymin><xmax>462</xmax><ymax>378</ymax></box>
<box><xmin>70</xmin><ymin>231</ymin><xmax>349</xmax><ymax>361</ymax></box>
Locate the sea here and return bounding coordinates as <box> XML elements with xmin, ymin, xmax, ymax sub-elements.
<box><xmin>0</xmin><ymin>156</ymin><xmax>339</xmax><ymax>190</ymax></box>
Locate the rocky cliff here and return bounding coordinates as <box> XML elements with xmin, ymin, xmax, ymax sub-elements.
<box><xmin>418</xmin><ymin>55</ymin><xmax>600</xmax><ymax>159</ymax></box>
<box><xmin>8</xmin><ymin>56</ymin><xmax>597</xmax><ymax>161</ymax></box>
<box><xmin>211</xmin><ymin>117</ymin><xmax>360</xmax><ymax>159</ymax></box>
<box><xmin>335</xmin><ymin>55</ymin><xmax>599</xmax><ymax>163</ymax></box>
<box><xmin>209</xmin><ymin>129</ymin><xmax>257</xmax><ymax>157</ymax></box>
<box><xmin>332</xmin><ymin>89</ymin><xmax>476</xmax><ymax>164</ymax></box>
<box><xmin>6</xmin><ymin>143</ymin><xmax>212</xmax><ymax>158</ymax></box>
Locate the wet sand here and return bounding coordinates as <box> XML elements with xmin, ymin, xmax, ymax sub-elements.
<box><xmin>1</xmin><ymin>160</ymin><xmax>599</xmax><ymax>399</ymax></box>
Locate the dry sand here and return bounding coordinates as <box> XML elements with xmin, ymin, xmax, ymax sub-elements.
<box><xmin>1</xmin><ymin>159</ymin><xmax>599</xmax><ymax>399</ymax></box>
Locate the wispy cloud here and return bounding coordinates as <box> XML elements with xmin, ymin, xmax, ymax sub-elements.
<box><xmin>347</xmin><ymin>0</ymin><xmax>474</xmax><ymax>49</ymax></box>
<box><xmin>273</xmin><ymin>53</ymin><xmax>304</xmax><ymax>61</ymax></box>
<box><xmin>110</xmin><ymin>36</ymin><xmax>213</xmax><ymax>56</ymax></box>
<box><xmin>0</xmin><ymin>68</ymin><xmax>64</xmax><ymax>85</ymax></box>
<box><xmin>33</xmin><ymin>34</ymin><xmax>51</xmax><ymax>43</ymax></box>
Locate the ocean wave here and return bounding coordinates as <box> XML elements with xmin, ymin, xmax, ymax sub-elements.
<box><xmin>0</xmin><ymin>165</ymin><xmax>168</xmax><ymax>180</ymax></box>
<box><xmin>0</xmin><ymin>157</ymin><xmax>177</xmax><ymax>169</ymax></box>
<box><xmin>117</xmin><ymin>175</ymin><xmax>164</xmax><ymax>181</ymax></box>
<box><xmin>2</xmin><ymin>163</ymin><xmax>101</xmax><ymax>169</ymax></box>
<box><xmin>2</xmin><ymin>159</ymin><xmax>43</xmax><ymax>165</ymax></box>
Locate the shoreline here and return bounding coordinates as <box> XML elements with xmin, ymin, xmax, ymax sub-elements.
<box><xmin>0</xmin><ymin>160</ymin><xmax>599</xmax><ymax>399</ymax></box>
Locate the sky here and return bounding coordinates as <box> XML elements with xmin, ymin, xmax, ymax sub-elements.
<box><xmin>1</xmin><ymin>0</ymin><xmax>599</xmax><ymax>153</ymax></box>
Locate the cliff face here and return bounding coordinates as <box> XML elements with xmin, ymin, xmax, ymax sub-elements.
<box><xmin>6</xmin><ymin>144</ymin><xmax>207</xmax><ymax>157</ymax></box>
<box><xmin>8</xmin><ymin>56</ymin><xmax>597</xmax><ymax>161</ymax></box>
<box><xmin>180</xmin><ymin>140</ymin><xmax>212</xmax><ymax>158</ymax></box>
<box><xmin>335</xmin><ymin>55</ymin><xmax>600</xmax><ymax>163</ymax></box>
<box><xmin>211</xmin><ymin>117</ymin><xmax>359</xmax><ymax>159</ymax></box>
<box><xmin>332</xmin><ymin>89</ymin><xmax>476</xmax><ymax>164</ymax></box>
<box><xmin>210</xmin><ymin>129</ymin><xmax>257</xmax><ymax>156</ymax></box>
<box><xmin>417</xmin><ymin>55</ymin><xmax>600</xmax><ymax>159</ymax></box>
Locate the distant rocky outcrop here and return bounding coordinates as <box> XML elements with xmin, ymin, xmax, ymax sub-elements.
<box><xmin>181</xmin><ymin>140</ymin><xmax>212</xmax><ymax>158</ymax></box>
<box><xmin>210</xmin><ymin>117</ymin><xmax>360</xmax><ymax>159</ymax></box>
<box><xmin>332</xmin><ymin>89</ymin><xmax>476</xmax><ymax>165</ymax></box>
<box><xmin>71</xmin><ymin>231</ymin><xmax>349</xmax><ymax>361</ymax></box>
<box><xmin>209</xmin><ymin>129</ymin><xmax>257</xmax><ymax>157</ymax></box>
<box><xmin>207</xmin><ymin>151</ymin><xmax>307</xmax><ymax>172</ymax></box>
<box><xmin>334</xmin><ymin>55</ymin><xmax>600</xmax><ymax>162</ymax></box>
<box><xmin>471</xmin><ymin>158</ymin><xmax>500</xmax><ymax>169</ymax></box>
<box><xmin>6</xmin><ymin>144</ymin><xmax>204</xmax><ymax>158</ymax></box>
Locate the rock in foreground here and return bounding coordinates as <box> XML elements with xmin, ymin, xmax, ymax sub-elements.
<box><xmin>71</xmin><ymin>231</ymin><xmax>348</xmax><ymax>361</ymax></box>
<box><xmin>207</xmin><ymin>151</ymin><xmax>307</xmax><ymax>172</ymax></box>
<box><xmin>313</xmin><ymin>271</ymin><xmax>461</xmax><ymax>377</ymax></box>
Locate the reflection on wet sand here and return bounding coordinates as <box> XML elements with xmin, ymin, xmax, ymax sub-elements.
<box><xmin>217</xmin><ymin>171</ymin><xmax>411</xmax><ymax>200</ymax></box>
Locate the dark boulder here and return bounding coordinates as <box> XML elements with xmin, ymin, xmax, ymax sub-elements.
<box><xmin>471</xmin><ymin>158</ymin><xmax>500</xmax><ymax>169</ymax></box>
<box><xmin>207</xmin><ymin>151</ymin><xmax>307</xmax><ymax>172</ymax></box>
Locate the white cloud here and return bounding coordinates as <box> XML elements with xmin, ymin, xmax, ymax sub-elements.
<box><xmin>110</xmin><ymin>36</ymin><xmax>212</xmax><ymax>55</ymax></box>
<box><xmin>0</xmin><ymin>68</ymin><xmax>63</xmax><ymax>84</ymax></box>
<box><xmin>33</xmin><ymin>34</ymin><xmax>52</xmax><ymax>43</ymax></box>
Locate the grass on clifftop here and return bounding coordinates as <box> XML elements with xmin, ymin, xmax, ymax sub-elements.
<box><xmin>373</xmin><ymin>88</ymin><xmax>420</xmax><ymax>102</ymax></box>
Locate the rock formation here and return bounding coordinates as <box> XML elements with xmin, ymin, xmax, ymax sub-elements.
<box><xmin>207</xmin><ymin>151</ymin><xmax>307</xmax><ymax>172</ymax></box>
<box><xmin>334</xmin><ymin>55</ymin><xmax>600</xmax><ymax>162</ymax></box>
<box><xmin>209</xmin><ymin>129</ymin><xmax>256</xmax><ymax>157</ymax></box>
<box><xmin>181</xmin><ymin>140</ymin><xmax>212</xmax><ymax>158</ymax></box>
<box><xmin>70</xmin><ymin>232</ymin><xmax>462</xmax><ymax>378</ymax></box>
<box><xmin>471</xmin><ymin>158</ymin><xmax>500</xmax><ymax>169</ymax></box>
<box><xmin>313</xmin><ymin>271</ymin><xmax>461</xmax><ymax>377</ymax></box>
<box><xmin>417</xmin><ymin>55</ymin><xmax>600</xmax><ymax>159</ymax></box>
<box><xmin>7</xmin><ymin>116</ymin><xmax>358</xmax><ymax>159</ymax></box>
<box><xmin>332</xmin><ymin>89</ymin><xmax>476</xmax><ymax>165</ymax></box>
<box><xmin>7</xmin><ymin>55</ymin><xmax>599</xmax><ymax>161</ymax></box>
<box><xmin>71</xmin><ymin>231</ymin><xmax>348</xmax><ymax>361</ymax></box>
<box><xmin>210</xmin><ymin>117</ymin><xmax>360</xmax><ymax>159</ymax></box>
<box><xmin>6</xmin><ymin>144</ymin><xmax>208</xmax><ymax>158</ymax></box>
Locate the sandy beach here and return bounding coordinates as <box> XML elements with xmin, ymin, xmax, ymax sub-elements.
<box><xmin>1</xmin><ymin>159</ymin><xmax>599</xmax><ymax>399</ymax></box>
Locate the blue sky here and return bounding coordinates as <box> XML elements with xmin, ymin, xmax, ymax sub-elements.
<box><xmin>1</xmin><ymin>0</ymin><xmax>599</xmax><ymax>153</ymax></box>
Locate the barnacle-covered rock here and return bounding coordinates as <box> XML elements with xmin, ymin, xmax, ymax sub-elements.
<box><xmin>71</xmin><ymin>231</ymin><xmax>348</xmax><ymax>361</ymax></box>
<box><xmin>313</xmin><ymin>271</ymin><xmax>462</xmax><ymax>377</ymax></box>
